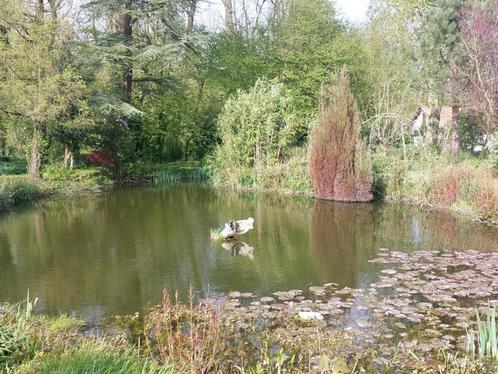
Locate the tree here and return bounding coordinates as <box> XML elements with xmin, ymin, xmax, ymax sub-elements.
<box><xmin>0</xmin><ymin>0</ymin><xmax>86</xmax><ymax>177</ymax></box>
<box><xmin>362</xmin><ymin>0</ymin><xmax>424</xmax><ymax>150</ymax></box>
<box><xmin>418</xmin><ymin>0</ymin><xmax>462</xmax><ymax>95</ymax></box>
<box><xmin>309</xmin><ymin>71</ymin><xmax>373</xmax><ymax>202</ymax></box>
<box><xmin>450</xmin><ymin>0</ymin><xmax>498</xmax><ymax>151</ymax></box>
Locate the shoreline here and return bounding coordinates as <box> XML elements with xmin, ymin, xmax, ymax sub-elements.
<box><xmin>3</xmin><ymin>247</ymin><xmax>498</xmax><ymax>372</ymax></box>
<box><xmin>2</xmin><ymin>172</ymin><xmax>497</xmax><ymax>230</ymax></box>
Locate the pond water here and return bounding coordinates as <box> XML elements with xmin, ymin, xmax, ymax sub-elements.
<box><xmin>0</xmin><ymin>184</ymin><xmax>497</xmax><ymax>321</ymax></box>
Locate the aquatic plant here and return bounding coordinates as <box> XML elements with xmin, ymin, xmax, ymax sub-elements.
<box><xmin>155</xmin><ymin>165</ymin><xmax>210</xmax><ymax>184</ymax></box>
<box><xmin>16</xmin><ymin>290</ymin><xmax>38</xmax><ymax>324</ymax></box>
<box><xmin>466</xmin><ymin>305</ymin><xmax>498</xmax><ymax>360</ymax></box>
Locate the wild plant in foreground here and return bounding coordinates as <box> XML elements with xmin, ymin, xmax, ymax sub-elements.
<box><xmin>143</xmin><ymin>288</ymin><xmax>225</xmax><ymax>373</ymax></box>
<box><xmin>466</xmin><ymin>305</ymin><xmax>498</xmax><ymax>360</ymax></box>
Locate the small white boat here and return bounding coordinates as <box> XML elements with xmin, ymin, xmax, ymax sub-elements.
<box><xmin>213</xmin><ymin>217</ymin><xmax>255</xmax><ymax>240</ymax></box>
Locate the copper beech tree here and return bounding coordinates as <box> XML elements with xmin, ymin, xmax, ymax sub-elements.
<box><xmin>309</xmin><ymin>71</ymin><xmax>373</xmax><ymax>202</ymax></box>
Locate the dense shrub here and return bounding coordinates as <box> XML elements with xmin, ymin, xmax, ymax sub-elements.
<box><xmin>41</xmin><ymin>165</ymin><xmax>108</xmax><ymax>189</ymax></box>
<box><xmin>209</xmin><ymin>79</ymin><xmax>301</xmax><ymax>189</ymax></box>
<box><xmin>0</xmin><ymin>157</ymin><xmax>26</xmax><ymax>175</ymax></box>
<box><xmin>309</xmin><ymin>71</ymin><xmax>373</xmax><ymax>202</ymax></box>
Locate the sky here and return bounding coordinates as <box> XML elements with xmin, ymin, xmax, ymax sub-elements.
<box><xmin>334</xmin><ymin>0</ymin><xmax>370</xmax><ymax>23</ymax></box>
<box><xmin>197</xmin><ymin>0</ymin><xmax>371</xmax><ymax>31</ymax></box>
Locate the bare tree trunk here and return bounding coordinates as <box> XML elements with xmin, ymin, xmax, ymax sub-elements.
<box><xmin>222</xmin><ymin>0</ymin><xmax>235</xmax><ymax>32</ymax></box>
<box><xmin>28</xmin><ymin>122</ymin><xmax>42</xmax><ymax>178</ymax></box>
<box><xmin>36</xmin><ymin>0</ymin><xmax>44</xmax><ymax>21</ymax></box>
<box><xmin>450</xmin><ymin>106</ymin><xmax>460</xmax><ymax>155</ymax></box>
<box><xmin>114</xmin><ymin>0</ymin><xmax>134</xmax><ymax>179</ymax></box>
<box><xmin>186</xmin><ymin>0</ymin><xmax>197</xmax><ymax>33</ymax></box>
<box><xmin>121</xmin><ymin>1</ymin><xmax>133</xmax><ymax>104</ymax></box>
<box><xmin>48</xmin><ymin>0</ymin><xmax>62</xmax><ymax>21</ymax></box>
<box><xmin>64</xmin><ymin>146</ymin><xmax>74</xmax><ymax>169</ymax></box>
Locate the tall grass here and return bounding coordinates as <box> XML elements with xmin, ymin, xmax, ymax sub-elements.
<box><xmin>154</xmin><ymin>165</ymin><xmax>210</xmax><ymax>184</ymax></box>
<box><xmin>373</xmin><ymin>150</ymin><xmax>498</xmax><ymax>223</ymax></box>
<box><xmin>0</xmin><ymin>292</ymin><xmax>38</xmax><ymax>370</ymax></box>
<box><xmin>427</xmin><ymin>163</ymin><xmax>498</xmax><ymax>222</ymax></box>
<box><xmin>0</xmin><ymin>176</ymin><xmax>43</xmax><ymax>213</ymax></box>
<box><xmin>28</xmin><ymin>349</ymin><xmax>174</xmax><ymax>374</ymax></box>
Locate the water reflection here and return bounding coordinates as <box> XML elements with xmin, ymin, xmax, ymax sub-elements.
<box><xmin>0</xmin><ymin>184</ymin><xmax>497</xmax><ymax>320</ymax></box>
<box><xmin>221</xmin><ymin>241</ymin><xmax>255</xmax><ymax>260</ymax></box>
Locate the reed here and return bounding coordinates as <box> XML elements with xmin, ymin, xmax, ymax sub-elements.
<box><xmin>466</xmin><ymin>305</ymin><xmax>498</xmax><ymax>360</ymax></box>
<box><xmin>154</xmin><ymin>165</ymin><xmax>210</xmax><ymax>184</ymax></box>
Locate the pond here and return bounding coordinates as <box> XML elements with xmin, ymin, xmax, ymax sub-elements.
<box><xmin>1</xmin><ymin>183</ymin><xmax>497</xmax><ymax>322</ymax></box>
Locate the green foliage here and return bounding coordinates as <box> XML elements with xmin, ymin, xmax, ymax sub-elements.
<box><xmin>418</xmin><ymin>0</ymin><xmax>462</xmax><ymax>89</ymax></box>
<box><xmin>0</xmin><ymin>325</ymin><xmax>30</xmax><ymax>370</ymax></box>
<box><xmin>155</xmin><ymin>164</ymin><xmax>210</xmax><ymax>184</ymax></box>
<box><xmin>0</xmin><ymin>177</ymin><xmax>43</xmax><ymax>213</ymax></box>
<box><xmin>210</xmin><ymin>79</ymin><xmax>300</xmax><ymax>188</ymax></box>
<box><xmin>371</xmin><ymin>150</ymin><xmax>408</xmax><ymax>201</ymax></box>
<box><xmin>42</xmin><ymin>165</ymin><xmax>108</xmax><ymax>189</ymax></box>
<box><xmin>0</xmin><ymin>157</ymin><xmax>26</xmax><ymax>175</ymax></box>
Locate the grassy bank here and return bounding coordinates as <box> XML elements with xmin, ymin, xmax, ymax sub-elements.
<box><xmin>209</xmin><ymin>147</ymin><xmax>313</xmax><ymax>195</ymax></box>
<box><xmin>373</xmin><ymin>151</ymin><xmax>498</xmax><ymax>225</ymax></box>
<box><xmin>209</xmin><ymin>147</ymin><xmax>498</xmax><ymax>225</ymax></box>
<box><xmin>0</xmin><ymin>296</ymin><xmax>173</xmax><ymax>374</ymax></box>
<box><xmin>0</xmin><ymin>177</ymin><xmax>46</xmax><ymax>214</ymax></box>
<box><xmin>0</xmin><ymin>165</ymin><xmax>112</xmax><ymax>215</ymax></box>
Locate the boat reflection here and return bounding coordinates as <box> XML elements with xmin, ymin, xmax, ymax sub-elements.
<box><xmin>221</xmin><ymin>241</ymin><xmax>255</xmax><ymax>260</ymax></box>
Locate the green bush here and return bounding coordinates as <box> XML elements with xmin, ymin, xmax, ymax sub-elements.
<box><xmin>371</xmin><ymin>150</ymin><xmax>408</xmax><ymax>201</ymax></box>
<box><xmin>42</xmin><ymin>165</ymin><xmax>108</xmax><ymax>188</ymax></box>
<box><xmin>0</xmin><ymin>157</ymin><xmax>26</xmax><ymax>175</ymax></box>
<box><xmin>120</xmin><ymin>161</ymin><xmax>157</xmax><ymax>182</ymax></box>
<box><xmin>42</xmin><ymin>164</ymin><xmax>79</xmax><ymax>182</ymax></box>
<box><xmin>209</xmin><ymin>78</ymin><xmax>302</xmax><ymax>189</ymax></box>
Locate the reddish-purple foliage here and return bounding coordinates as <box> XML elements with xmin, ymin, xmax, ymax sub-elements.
<box><xmin>86</xmin><ymin>151</ymin><xmax>117</xmax><ymax>172</ymax></box>
<box><xmin>451</xmin><ymin>0</ymin><xmax>498</xmax><ymax>147</ymax></box>
<box><xmin>309</xmin><ymin>72</ymin><xmax>373</xmax><ymax>202</ymax></box>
